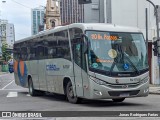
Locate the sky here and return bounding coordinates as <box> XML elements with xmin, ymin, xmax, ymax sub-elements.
<box><xmin>0</xmin><ymin>0</ymin><xmax>46</xmax><ymax>41</ymax></box>
<box><xmin>1</xmin><ymin>0</ymin><xmax>159</xmax><ymax>42</ymax></box>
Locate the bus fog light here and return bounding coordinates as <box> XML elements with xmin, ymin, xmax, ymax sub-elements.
<box><xmin>144</xmin><ymin>88</ymin><xmax>149</xmax><ymax>93</ymax></box>
<box><xmin>94</xmin><ymin>89</ymin><xmax>102</xmax><ymax>96</ymax></box>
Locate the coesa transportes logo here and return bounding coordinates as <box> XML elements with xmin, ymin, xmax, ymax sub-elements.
<box><xmin>14</xmin><ymin>60</ymin><xmax>28</xmax><ymax>86</ymax></box>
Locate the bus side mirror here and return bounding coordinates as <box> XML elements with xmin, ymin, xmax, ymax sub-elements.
<box><xmin>74</xmin><ymin>34</ymin><xmax>82</xmax><ymax>44</ymax></box>
<box><xmin>84</xmin><ymin>40</ymin><xmax>88</xmax><ymax>54</ymax></box>
<box><xmin>81</xmin><ymin>34</ymin><xmax>88</xmax><ymax>54</ymax></box>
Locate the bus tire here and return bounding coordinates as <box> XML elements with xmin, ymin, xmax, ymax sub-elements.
<box><xmin>28</xmin><ymin>78</ymin><xmax>37</xmax><ymax>96</ymax></box>
<box><xmin>112</xmin><ymin>98</ymin><xmax>125</xmax><ymax>102</ymax></box>
<box><xmin>66</xmin><ymin>81</ymin><xmax>81</xmax><ymax>104</ymax></box>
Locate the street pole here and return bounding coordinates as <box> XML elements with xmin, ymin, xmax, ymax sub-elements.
<box><xmin>146</xmin><ymin>0</ymin><xmax>159</xmax><ymax>39</ymax></box>
<box><xmin>147</xmin><ymin>0</ymin><xmax>160</xmax><ymax>84</ymax></box>
<box><xmin>99</xmin><ymin>0</ymin><xmax>100</xmax><ymax>23</ymax></box>
<box><xmin>104</xmin><ymin>0</ymin><xmax>107</xmax><ymax>23</ymax></box>
<box><xmin>146</xmin><ymin>8</ymin><xmax>148</xmax><ymax>51</ymax></box>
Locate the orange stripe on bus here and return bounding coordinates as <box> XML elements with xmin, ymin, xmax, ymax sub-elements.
<box><xmin>19</xmin><ymin>61</ymin><xmax>25</xmax><ymax>76</ymax></box>
<box><xmin>14</xmin><ymin>61</ymin><xmax>18</xmax><ymax>73</ymax></box>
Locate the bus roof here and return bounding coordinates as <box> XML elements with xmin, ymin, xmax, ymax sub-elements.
<box><xmin>69</xmin><ymin>23</ymin><xmax>141</xmax><ymax>33</ymax></box>
<box><xmin>15</xmin><ymin>23</ymin><xmax>142</xmax><ymax>44</ymax></box>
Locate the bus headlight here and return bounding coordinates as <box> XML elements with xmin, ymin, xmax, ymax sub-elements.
<box><xmin>90</xmin><ymin>76</ymin><xmax>106</xmax><ymax>85</ymax></box>
<box><xmin>141</xmin><ymin>76</ymin><xmax>149</xmax><ymax>84</ymax></box>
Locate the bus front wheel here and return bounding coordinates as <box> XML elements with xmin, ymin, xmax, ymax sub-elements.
<box><xmin>112</xmin><ymin>98</ymin><xmax>125</xmax><ymax>102</ymax></box>
<box><xmin>66</xmin><ymin>81</ymin><xmax>81</xmax><ymax>104</ymax></box>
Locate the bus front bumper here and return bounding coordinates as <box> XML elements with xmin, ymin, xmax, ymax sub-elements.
<box><xmin>87</xmin><ymin>79</ymin><xmax>149</xmax><ymax>99</ymax></box>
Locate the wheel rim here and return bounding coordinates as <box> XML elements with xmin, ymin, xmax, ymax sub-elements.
<box><xmin>29</xmin><ymin>80</ymin><xmax>32</xmax><ymax>94</ymax></box>
<box><xmin>68</xmin><ymin>85</ymin><xmax>74</xmax><ymax>98</ymax></box>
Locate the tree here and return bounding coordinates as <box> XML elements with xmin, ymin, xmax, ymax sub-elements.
<box><xmin>2</xmin><ymin>43</ymin><xmax>11</xmax><ymax>62</ymax></box>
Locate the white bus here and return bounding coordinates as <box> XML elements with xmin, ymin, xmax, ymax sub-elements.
<box><xmin>14</xmin><ymin>23</ymin><xmax>149</xmax><ymax>103</ymax></box>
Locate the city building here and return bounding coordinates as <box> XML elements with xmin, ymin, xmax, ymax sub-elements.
<box><xmin>0</xmin><ymin>26</ymin><xmax>2</xmax><ymax>57</ymax></box>
<box><xmin>0</xmin><ymin>19</ymin><xmax>15</xmax><ymax>49</ymax></box>
<box><xmin>31</xmin><ymin>6</ymin><xmax>45</xmax><ymax>35</ymax></box>
<box><xmin>60</xmin><ymin>0</ymin><xmax>84</xmax><ymax>24</ymax></box>
<box><xmin>84</xmin><ymin>0</ymin><xmax>160</xmax><ymax>85</ymax></box>
<box><xmin>0</xmin><ymin>20</ymin><xmax>8</xmax><ymax>43</ymax></box>
<box><xmin>45</xmin><ymin>0</ymin><xmax>61</xmax><ymax>29</ymax></box>
<box><xmin>6</xmin><ymin>23</ymin><xmax>15</xmax><ymax>48</ymax></box>
<box><xmin>84</xmin><ymin>0</ymin><xmax>104</xmax><ymax>23</ymax></box>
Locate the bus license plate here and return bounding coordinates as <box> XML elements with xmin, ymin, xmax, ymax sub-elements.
<box><xmin>120</xmin><ymin>93</ymin><xmax>129</xmax><ymax>97</ymax></box>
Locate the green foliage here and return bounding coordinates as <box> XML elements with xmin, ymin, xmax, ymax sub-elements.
<box><xmin>2</xmin><ymin>43</ymin><xmax>11</xmax><ymax>62</ymax></box>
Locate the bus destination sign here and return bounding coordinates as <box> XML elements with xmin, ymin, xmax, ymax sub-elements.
<box><xmin>91</xmin><ymin>34</ymin><xmax>118</xmax><ymax>41</ymax></box>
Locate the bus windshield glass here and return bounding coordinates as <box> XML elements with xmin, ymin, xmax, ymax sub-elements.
<box><xmin>86</xmin><ymin>31</ymin><xmax>148</xmax><ymax>74</ymax></box>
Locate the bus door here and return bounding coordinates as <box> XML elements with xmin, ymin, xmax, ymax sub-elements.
<box><xmin>72</xmin><ymin>39</ymin><xmax>84</xmax><ymax>97</ymax></box>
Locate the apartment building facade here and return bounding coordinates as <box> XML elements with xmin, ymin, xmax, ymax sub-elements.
<box><xmin>0</xmin><ymin>20</ymin><xmax>15</xmax><ymax>49</ymax></box>
<box><xmin>31</xmin><ymin>6</ymin><xmax>45</xmax><ymax>35</ymax></box>
<box><xmin>60</xmin><ymin>0</ymin><xmax>84</xmax><ymax>24</ymax></box>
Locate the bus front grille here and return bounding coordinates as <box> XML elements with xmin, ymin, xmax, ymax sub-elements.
<box><xmin>108</xmin><ymin>90</ymin><xmax>140</xmax><ymax>97</ymax></box>
<box><xmin>107</xmin><ymin>83</ymin><xmax>140</xmax><ymax>89</ymax></box>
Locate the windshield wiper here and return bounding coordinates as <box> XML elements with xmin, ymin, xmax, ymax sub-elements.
<box><xmin>118</xmin><ymin>43</ymin><xmax>140</xmax><ymax>74</ymax></box>
<box><xmin>123</xmin><ymin>53</ymin><xmax>140</xmax><ymax>74</ymax></box>
<box><xmin>109</xmin><ymin>45</ymin><xmax>140</xmax><ymax>75</ymax></box>
<box><xmin>109</xmin><ymin>61</ymin><xmax>116</xmax><ymax>75</ymax></box>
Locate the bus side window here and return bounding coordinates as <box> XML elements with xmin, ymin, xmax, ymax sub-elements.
<box><xmin>54</xmin><ymin>30</ymin><xmax>71</xmax><ymax>60</ymax></box>
<box><xmin>37</xmin><ymin>46</ymin><xmax>44</xmax><ymax>59</ymax></box>
<box><xmin>21</xmin><ymin>47</ymin><xmax>27</xmax><ymax>61</ymax></box>
<box><xmin>74</xmin><ymin>43</ymin><xmax>82</xmax><ymax>66</ymax></box>
<box><xmin>14</xmin><ymin>44</ymin><xmax>21</xmax><ymax>61</ymax></box>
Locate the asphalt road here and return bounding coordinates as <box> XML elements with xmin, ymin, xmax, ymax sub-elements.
<box><xmin>0</xmin><ymin>73</ymin><xmax>160</xmax><ymax>119</ymax></box>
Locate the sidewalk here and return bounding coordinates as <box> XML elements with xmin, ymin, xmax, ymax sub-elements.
<box><xmin>0</xmin><ymin>72</ymin><xmax>8</xmax><ymax>75</ymax></box>
<box><xmin>149</xmin><ymin>84</ymin><xmax>160</xmax><ymax>95</ymax></box>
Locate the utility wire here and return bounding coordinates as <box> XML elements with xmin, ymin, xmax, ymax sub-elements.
<box><xmin>10</xmin><ymin>0</ymin><xmax>32</xmax><ymax>9</ymax></box>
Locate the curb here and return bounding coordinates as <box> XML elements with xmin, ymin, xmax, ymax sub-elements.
<box><xmin>149</xmin><ymin>92</ymin><xmax>160</xmax><ymax>95</ymax></box>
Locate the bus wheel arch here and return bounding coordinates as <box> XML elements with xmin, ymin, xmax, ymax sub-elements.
<box><xmin>28</xmin><ymin>75</ymin><xmax>32</xmax><ymax>87</ymax></box>
<box><xmin>63</xmin><ymin>78</ymin><xmax>81</xmax><ymax>104</ymax></box>
<box><xmin>63</xmin><ymin>77</ymin><xmax>70</xmax><ymax>95</ymax></box>
<box><xmin>28</xmin><ymin>76</ymin><xmax>37</xmax><ymax>96</ymax></box>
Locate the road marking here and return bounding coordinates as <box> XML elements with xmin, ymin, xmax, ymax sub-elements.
<box><xmin>26</xmin><ymin>94</ymin><xmax>31</xmax><ymax>96</ymax></box>
<box><xmin>0</xmin><ymin>74</ymin><xmax>9</xmax><ymax>77</ymax></box>
<box><xmin>1</xmin><ymin>80</ymin><xmax>14</xmax><ymax>90</ymax></box>
<box><xmin>7</xmin><ymin>92</ymin><xmax>18</xmax><ymax>97</ymax></box>
<box><xmin>0</xmin><ymin>89</ymin><xmax>27</xmax><ymax>91</ymax></box>
<box><xmin>6</xmin><ymin>92</ymin><xmax>30</xmax><ymax>97</ymax></box>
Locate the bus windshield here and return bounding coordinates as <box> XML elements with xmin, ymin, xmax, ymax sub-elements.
<box><xmin>86</xmin><ymin>31</ymin><xmax>148</xmax><ymax>75</ymax></box>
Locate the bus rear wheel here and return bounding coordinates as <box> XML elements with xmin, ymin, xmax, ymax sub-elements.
<box><xmin>66</xmin><ymin>81</ymin><xmax>81</xmax><ymax>104</ymax></box>
<box><xmin>112</xmin><ymin>98</ymin><xmax>125</xmax><ymax>102</ymax></box>
<box><xmin>28</xmin><ymin>78</ymin><xmax>37</xmax><ymax>96</ymax></box>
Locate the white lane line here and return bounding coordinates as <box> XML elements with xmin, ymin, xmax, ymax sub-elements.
<box><xmin>0</xmin><ymin>89</ymin><xmax>27</xmax><ymax>91</ymax></box>
<box><xmin>6</xmin><ymin>92</ymin><xmax>18</xmax><ymax>97</ymax></box>
<box><xmin>26</xmin><ymin>94</ymin><xmax>31</xmax><ymax>97</ymax></box>
<box><xmin>1</xmin><ymin>80</ymin><xmax>14</xmax><ymax>90</ymax></box>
